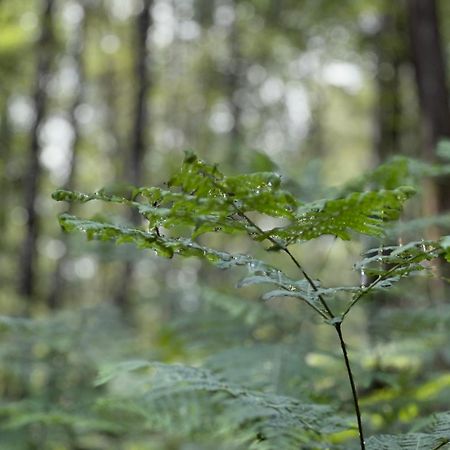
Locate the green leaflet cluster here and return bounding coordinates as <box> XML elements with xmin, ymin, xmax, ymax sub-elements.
<box><xmin>356</xmin><ymin>240</ymin><xmax>445</xmax><ymax>278</ymax></box>
<box><xmin>54</xmin><ymin>152</ymin><xmax>416</xmax><ymax>251</ymax></box>
<box><xmin>273</xmin><ymin>188</ymin><xmax>415</xmax><ymax>243</ymax></box>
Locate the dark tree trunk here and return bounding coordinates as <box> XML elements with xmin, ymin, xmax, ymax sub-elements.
<box><xmin>407</xmin><ymin>0</ymin><xmax>450</xmax><ymax>153</ymax></box>
<box><xmin>0</xmin><ymin>99</ymin><xmax>12</xmax><ymax>242</ymax></box>
<box><xmin>373</xmin><ymin>2</ymin><xmax>407</xmax><ymax>162</ymax></box>
<box><xmin>194</xmin><ymin>0</ymin><xmax>214</xmax><ymax>27</ymax></box>
<box><xmin>130</xmin><ymin>0</ymin><xmax>152</xmax><ymax>187</ymax></box>
<box><xmin>114</xmin><ymin>0</ymin><xmax>153</xmax><ymax>314</ymax></box>
<box><xmin>18</xmin><ymin>0</ymin><xmax>55</xmax><ymax>301</ymax></box>
<box><xmin>406</xmin><ymin>0</ymin><xmax>450</xmax><ymax>299</ymax></box>
<box><xmin>47</xmin><ymin>5</ymin><xmax>87</xmax><ymax>310</ymax></box>
<box><xmin>406</xmin><ymin>0</ymin><xmax>450</xmax><ymax>212</ymax></box>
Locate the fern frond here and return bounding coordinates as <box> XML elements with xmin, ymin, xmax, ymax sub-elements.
<box><xmin>367</xmin><ymin>433</ymin><xmax>439</xmax><ymax>449</ymax></box>
<box><xmin>366</xmin><ymin>411</ymin><xmax>450</xmax><ymax>449</ymax></box>
<box><xmin>262</xmin><ymin>187</ymin><xmax>415</xmax><ymax>244</ymax></box>
<box><xmin>95</xmin><ymin>360</ymin><xmax>352</xmax><ymax>449</ymax></box>
<box><xmin>57</xmin><ymin>213</ymin><xmax>273</xmax><ymax>270</ymax></box>
<box><xmin>356</xmin><ymin>239</ymin><xmax>446</xmax><ymax>279</ymax></box>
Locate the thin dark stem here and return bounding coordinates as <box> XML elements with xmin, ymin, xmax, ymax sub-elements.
<box><xmin>335</xmin><ymin>322</ymin><xmax>365</xmax><ymax>450</ymax></box>
<box><xmin>231</xmin><ymin>205</ymin><xmax>335</xmax><ymax>319</ymax></box>
<box><xmin>341</xmin><ymin>275</ymin><xmax>383</xmax><ymax>320</ymax></box>
<box><xmin>282</xmin><ymin>247</ymin><xmax>335</xmax><ymax>318</ymax></box>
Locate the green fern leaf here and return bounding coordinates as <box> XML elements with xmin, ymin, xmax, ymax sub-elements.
<box><xmin>57</xmin><ymin>214</ymin><xmax>281</xmax><ymax>271</ymax></box>
<box><xmin>356</xmin><ymin>240</ymin><xmax>446</xmax><ymax>279</ymax></box>
<box><xmin>95</xmin><ymin>360</ymin><xmax>351</xmax><ymax>449</ymax></box>
<box><xmin>366</xmin><ymin>411</ymin><xmax>450</xmax><ymax>449</ymax></box>
<box><xmin>262</xmin><ymin>187</ymin><xmax>415</xmax><ymax>244</ymax></box>
<box><xmin>367</xmin><ymin>433</ymin><xmax>437</xmax><ymax>449</ymax></box>
<box><xmin>168</xmin><ymin>152</ymin><xmax>298</xmax><ymax>219</ymax></box>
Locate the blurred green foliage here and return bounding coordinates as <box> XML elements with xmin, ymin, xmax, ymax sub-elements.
<box><xmin>1</xmin><ymin>0</ymin><xmax>450</xmax><ymax>449</ymax></box>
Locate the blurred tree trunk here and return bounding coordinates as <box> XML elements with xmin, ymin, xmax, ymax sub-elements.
<box><xmin>47</xmin><ymin>6</ymin><xmax>87</xmax><ymax>310</ymax></box>
<box><xmin>195</xmin><ymin>0</ymin><xmax>214</xmax><ymax>27</ymax></box>
<box><xmin>18</xmin><ymin>0</ymin><xmax>55</xmax><ymax>303</ymax></box>
<box><xmin>0</xmin><ymin>100</ymin><xmax>12</xmax><ymax>242</ymax></box>
<box><xmin>226</xmin><ymin>0</ymin><xmax>243</xmax><ymax>168</ymax></box>
<box><xmin>308</xmin><ymin>87</ymin><xmax>326</xmax><ymax>160</ymax></box>
<box><xmin>114</xmin><ymin>0</ymin><xmax>153</xmax><ymax>315</ymax></box>
<box><xmin>406</xmin><ymin>0</ymin><xmax>450</xmax><ymax>212</ymax></box>
<box><xmin>373</xmin><ymin>2</ymin><xmax>407</xmax><ymax>162</ymax></box>
<box><xmin>406</xmin><ymin>0</ymin><xmax>450</xmax><ymax>299</ymax></box>
<box><xmin>102</xmin><ymin>66</ymin><xmax>123</xmax><ymax>169</ymax></box>
<box><xmin>129</xmin><ymin>0</ymin><xmax>153</xmax><ymax>188</ymax></box>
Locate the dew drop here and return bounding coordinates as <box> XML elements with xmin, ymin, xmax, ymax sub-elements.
<box><xmin>420</xmin><ymin>238</ymin><xmax>426</xmax><ymax>252</ymax></box>
<box><xmin>360</xmin><ymin>267</ymin><xmax>368</xmax><ymax>288</ymax></box>
<box><xmin>377</xmin><ymin>245</ymin><xmax>383</xmax><ymax>263</ymax></box>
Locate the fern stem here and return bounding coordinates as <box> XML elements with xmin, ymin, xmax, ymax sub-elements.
<box><xmin>335</xmin><ymin>322</ymin><xmax>365</xmax><ymax>450</ymax></box>
<box><xmin>230</xmin><ymin>205</ymin><xmax>335</xmax><ymax>319</ymax></box>
<box><xmin>282</xmin><ymin>247</ymin><xmax>335</xmax><ymax>318</ymax></box>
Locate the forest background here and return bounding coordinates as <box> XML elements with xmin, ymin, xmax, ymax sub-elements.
<box><xmin>1</xmin><ymin>0</ymin><xmax>450</xmax><ymax>449</ymax></box>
